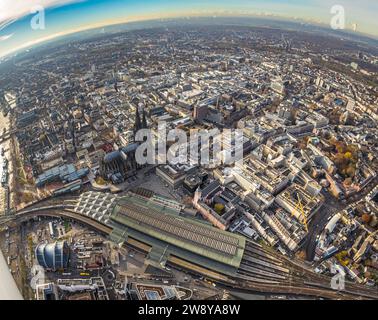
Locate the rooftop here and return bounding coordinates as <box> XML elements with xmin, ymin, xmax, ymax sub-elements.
<box><xmin>110</xmin><ymin>193</ymin><xmax>245</xmax><ymax>269</ymax></box>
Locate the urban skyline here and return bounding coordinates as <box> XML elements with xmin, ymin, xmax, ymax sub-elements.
<box><xmin>1</xmin><ymin>0</ymin><xmax>378</xmax><ymax>59</ymax></box>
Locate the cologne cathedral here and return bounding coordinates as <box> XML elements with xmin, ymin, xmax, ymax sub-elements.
<box><xmin>99</xmin><ymin>108</ymin><xmax>148</xmax><ymax>184</ymax></box>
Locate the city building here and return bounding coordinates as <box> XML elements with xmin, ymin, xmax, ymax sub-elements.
<box><xmin>35</xmin><ymin>241</ymin><xmax>70</xmax><ymax>271</ymax></box>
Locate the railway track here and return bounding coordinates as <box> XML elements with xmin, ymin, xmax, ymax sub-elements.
<box><xmin>234</xmin><ymin>240</ymin><xmax>378</xmax><ymax>300</ymax></box>
<box><xmin>2</xmin><ymin>204</ymin><xmax>377</xmax><ymax>300</ymax></box>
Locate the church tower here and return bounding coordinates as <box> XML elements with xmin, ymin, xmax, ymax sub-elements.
<box><xmin>133</xmin><ymin>107</ymin><xmax>142</xmax><ymax>135</ymax></box>
<box><xmin>142</xmin><ymin>109</ymin><xmax>148</xmax><ymax>129</ymax></box>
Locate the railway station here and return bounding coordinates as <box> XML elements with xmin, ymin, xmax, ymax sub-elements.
<box><xmin>72</xmin><ymin>191</ymin><xmax>246</xmax><ymax>277</ymax></box>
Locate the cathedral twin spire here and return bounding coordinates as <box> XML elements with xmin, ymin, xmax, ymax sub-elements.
<box><xmin>133</xmin><ymin>107</ymin><xmax>148</xmax><ymax>135</ymax></box>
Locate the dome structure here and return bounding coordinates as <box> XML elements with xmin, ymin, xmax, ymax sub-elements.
<box><xmin>35</xmin><ymin>241</ymin><xmax>70</xmax><ymax>271</ymax></box>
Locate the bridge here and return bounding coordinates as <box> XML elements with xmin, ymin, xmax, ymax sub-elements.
<box><xmin>2</xmin><ymin>204</ymin><xmax>112</xmax><ymax>235</ymax></box>
<box><xmin>0</xmin><ymin>198</ymin><xmax>377</xmax><ymax>300</ymax></box>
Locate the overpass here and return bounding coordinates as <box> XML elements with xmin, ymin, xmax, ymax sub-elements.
<box><xmin>6</xmin><ymin>205</ymin><xmax>112</xmax><ymax>235</ymax></box>
<box><xmin>1</xmin><ymin>199</ymin><xmax>378</xmax><ymax>300</ymax></box>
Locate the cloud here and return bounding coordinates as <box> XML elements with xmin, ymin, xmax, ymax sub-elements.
<box><xmin>0</xmin><ymin>0</ymin><xmax>85</xmax><ymax>29</ymax></box>
<box><xmin>0</xmin><ymin>33</ymin><xmax>13</xmax><ymax>41</ymax></box>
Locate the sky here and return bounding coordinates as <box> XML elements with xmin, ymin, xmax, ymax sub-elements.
<box><xmin>0</xmin><ymin>0</ymin><xmax>377</xmax><ymax>58</ymax></box>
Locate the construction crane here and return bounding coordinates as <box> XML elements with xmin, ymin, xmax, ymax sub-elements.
<box><xmin>293</xmin><ymin>192</ymin><xmax>309</xmax><ymax>233</ymax></box>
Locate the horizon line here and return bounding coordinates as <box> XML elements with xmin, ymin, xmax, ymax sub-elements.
<box><xmin>1</xmin><ymin>13</ymin><xmax>377</xmax><ymax>60</ymax></box>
